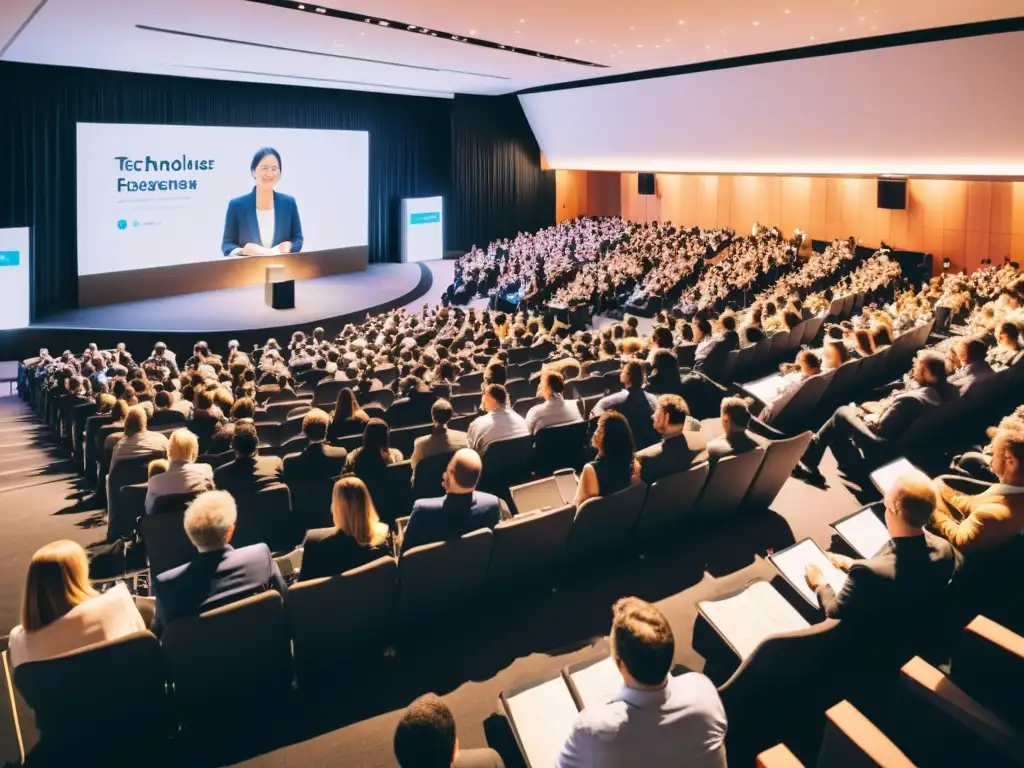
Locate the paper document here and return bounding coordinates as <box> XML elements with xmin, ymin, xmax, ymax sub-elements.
<box><xmin>742</xmin><ymin>372</ymin><xmax>800</xmax><ymax>405</ymax></box>
<box><xmin>833</xmin><ymin>508</ymin><xmax>891</xmax><ymax>559</ymax></box>
<box><xmin>770</xmin><ymin>539</ymin><xmax>847</xmax><ymax>608</ymax></box>
<box><xmin>870</xmin><ymin>457</ymin><xmax>921</xmax><ymax>496</ymax></box>
<box><xmin>512</xmin><ymin>472</ymin><xmax>578</xmax><ymax>515</ymax></box>
<box><xmin>504</xmin><ymin>678</ymin><xmax>579</xmax><ymax>768</ymax></box>
<box><xmin>569</xmin><ymin>657</ymin><xmax>621</xmax><ymax>710</ymax></box>
<box><xmin>698</xmin><ymin>581</ymin><xmax>810</xmax><ymax>659</ymax></box>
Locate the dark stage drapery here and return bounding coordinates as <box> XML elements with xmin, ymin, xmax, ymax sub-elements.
<box><xmin>0</xmin><ymin>63</ymin><xmax>553</xmax><ymax>319</ymax></box>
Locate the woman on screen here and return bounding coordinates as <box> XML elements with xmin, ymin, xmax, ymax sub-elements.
<box><xmin>221</xmin><ymin>147</ymin><xmax>304</xmax><ymax>257</ymax></box>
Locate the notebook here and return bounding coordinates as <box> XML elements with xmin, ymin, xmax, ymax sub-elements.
<box><xmin>741</xmin><ymin>372</ymin><xmax>800</xmax><ymax>406</ymax></box>
<box><xmin>500</xmin><ymin>676</ymin><xmax>581</xmax><ymax>768</ymax></box>
<box><xmin>562</xmin><ymin>656</ymin><xmax>621</xmax><ymax>711</ymax></box>
<box><xmin>769</xmin><ymin>538</ymin><xmax>848</xmax><ymax>609</ymax></box>
<box><xmin>511</xmin><ymin>469</ymin><xmax>579</xmax><ymax>515</ymax></box>
<box><xmin>869</xmin><ymin>457</ymin><xmax>922</xmax><ymax>497</ymax></box>
<box><xmin>832</xmin><ymin>506</ymin><xmax>891</xmax><ymax>559</ymax></box>
<box><xmin>697</xmin><ymin>579</ymin><xmax>811</xmax><ymax>659</ymax></box>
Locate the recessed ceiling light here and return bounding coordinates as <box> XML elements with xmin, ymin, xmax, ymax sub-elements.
<box><xmin>871</xmin><ymin>25</ymin><xmax>877</xmax><ymax>30</ymax></box>
<box><xmin>469</xmin><ymin>29</ymin><xmax>476</xmax><ymax>35</ymax></box>
<box><xmin>784</xmin><ymin>8</ymin><xmax>790</xmax><ymax>13</ymax></box>
<box><xmin>705</xmin><ymin>44</ymin><xmax>711</xmax><ymax>49</ymax></box>
<box><xmin>637</xmin><ymin>43</ymin><xmax>643</xmax><ymax>48</ymax></box>
<box><xmin>655</xmin><ymin>44</ymin><xmax>661</xmax><ymax>48</ymax></box>
<box><xmin>752</xmin><ymin>20</ymin><xmax>760</xmax><ymax>26</ymax></box>
<box><xmin>678</xmin><ymin>20</ymin><xmax>685</xmax><ymax>25</ymax></box>
<box><xmin>809</xmin><ymin>35</ymin><xmax>815</xmax><ymax>40</ymax></box>
<box><xmin>839</xmin><ymin>26</ymin><xmax>845</xmax><ymax>31</ymax></box>
<box><xmin>859</xmin><ymin>16</ymin><xmax>865</xmax><ymax>21</ymax></box>
<box><xmin>629</xmin><ymin>26</ymin><xmax>635</xmax><ymax>30</ymax></box>
<box><xmin>664</xmin><ymin>38</ymin><xmax>671</xmax><ymax>42</ymax></box>
<box><xmin>518</xmin><ymin>19</ymin><xmax>525</xmax><ymax>23</ymax></box>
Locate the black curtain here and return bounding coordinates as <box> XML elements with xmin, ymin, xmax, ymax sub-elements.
<box><xmin>1</xmin><ymin>62</ymin><xmax>506</xmax><ymax>319</ymax></box>
<box><xmin>449</xmin><ymin>94</ymin><xmax>555</xmax><ymax>253</ymax></box>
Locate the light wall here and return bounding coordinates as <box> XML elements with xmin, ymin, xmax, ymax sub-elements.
<box><xmin>555</xmin><ymin>171</ymin><xmax>1024</xmax><ymax>274</ymax></box>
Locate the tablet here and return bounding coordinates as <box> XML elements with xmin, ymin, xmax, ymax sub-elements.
<box><xmin>832</xmin><ymin>506</ymin><xmax>891</xmax><ymax>559</ymax></box>
<box><xmin>741</xmin><ymin>372</ymin><xmax>800</xmax><ymax>406</ymax></box>
<box><xmin>869</xmin><ymin>457</ymin><xmax>922</xmax><ymax>497</ymax></box>
<box><xmin>769</xmin><ymin>538</ymin><xmax>847</xmax><ymax>609</ymax></box>
<box><xmin>511</xmin><ymin>476</ymin><xmax>567</xmax><ymax>516</ymax></box>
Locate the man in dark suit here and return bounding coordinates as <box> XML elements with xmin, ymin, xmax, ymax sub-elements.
<box><xmin>386</xmin><ymin>376</ymin><xmax>439</xmax><ymax>429</ymax></box>
<box><xmin>153</xmin><ymin>490</ymin><xmax>286</xmax><ymax>633</ymax></box>
<box><xmin>149</xmin><ymin>390</ymin><xmax>187</xmax><ymax>428</ymax></box>
<box><xmin>947</xmin><ymin>336</ymin><xmax>995</xmax><ymax>395</ymax></box>
<box><xmin>214</xmin><ymin>421</ymin><xmax>284</xmax><ymax>497</ymax></box>
<box><xmin>693</xmin><ymin>314</ymin><xmax>739</xmax><ymax>381</ymax></box>
<box><xmin>636</xmin><ymin>395</ymin><xmax>708</xmax><ymax>484</ymax></box>
<box><xmin>591</xmin><ymin>361</ymin><xmax>660</xmax><ymax>450</ymax></box>
<box><xmin>283</xmin><ymin>409</ymin><xmax>347</xmax><ymax>529</ymax></box>
<box><xmin>706</xmin><ymin>396</ymin><xmax>769</xmax><ymax>465</ymax></box>
<box><xmin>400</xmin><ymin>449</ymin><xmax>505</xmax><ymax>555</ymax></box>
<box><xmin>805</xmin><ymin>471</ymin><xmax>961</xmax><ymax>663</ymax></box>
<box><xmin>800</xmin><ymin>352</ymin><xmax>959</xmax><ymax>475</ymax></box>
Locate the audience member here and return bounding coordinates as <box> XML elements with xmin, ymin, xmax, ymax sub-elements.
<box><xmin>556</xmin><ymin>597</ymin><xmax>727</xmax><ymax>767</ymax></box>
<box><xmin>525</xmin><ymin>371</ymin><xmax>582</xmax><ymax>434</ymax></box>
<box><xmin>328</xmin><ymin>387</ymin><xmax>370</xmax><ymax>443</ymax></box>
<box><xmin>706</xmin><ymin>397</ymin><xmax>767</xmax><ymax>464</ymax></box>
<box><xmin>574</xmin><ymin>411</ymin><xmax>640</xmax><ymax>506</ymax></box>
<box><xmin>410</xmin><ymin>399</ymin><xmax>469</xmax><ymax>482</ymax></box>
<box><xmin>111</xmin><ymin>405</ymin><xmax>169</xmax><ymax>462</ymax></box>
<box><xmin>7</xmin><ymin>540</ymin><xmax>146</xmax><ymax>668</ymax></box>
<box><xmin>145</xmin><ymin>428</ymin><xmax>214</xmax><ymax>514</ymax></box>
<box><xmin>153</xmin><ymin>491</ymin><xmax>286</xmax><ymax>632</ymax></box>
<box><xmin>591</xmin><ymin>361</ymin><xmax>659</xmax><ymax>449</ymax></box>
<box><xmin>345</xmin><ymin>417</ymin><xmax>403</xmax><ymax>475</ymax></box>
<box><xmin>947</xmin><ymin>336</ymin><xmax>994</xmax><ymax>394</ymax></box>
<box><xmin>636</xmin><ymin>395</ymin><xmax>708</xmax><ymax>484</ymax></box>
<box><xmin>283</xmin><ymin>408</ymin><xmax>347</xmax><ymax>486</ymax></box>
<box><xmin>299</xmin><ymin>477</ymin><xmax>393</xmax><ymax>581</ymax></box>
<box><xmin>213</xmin><ymin>421</ymin><xmax>284</xmax><ymax>496</ymax></box>
<box><xmin>394</xmin><ymin>693</ymin><xmax>504</xmax><ymax>768</ymax></box>
<box><xmin>466</xmin><ymin>384</ymin><xmax>530</xmax><ymax>453</ymax></box>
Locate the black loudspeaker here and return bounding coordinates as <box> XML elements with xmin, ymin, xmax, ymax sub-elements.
<box><xmin>877</xmin><ymin>177</ymin><xmax>907</xmax><ymax>210</ymax></box>
<box><xmin>266</xmin><ymin>279</ymin><xmax>295</xmax><ymax>310</ymax></box>
<box><xmin>638</xmin><ymin>173</ymin><xmax>656</xmax><ymax>196</ymax></box>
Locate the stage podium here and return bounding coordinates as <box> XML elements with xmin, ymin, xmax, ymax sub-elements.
<box><xmin>264</xmin><ymin>265</ymin><xmax>295</xmax><ymax>310</ymax></box>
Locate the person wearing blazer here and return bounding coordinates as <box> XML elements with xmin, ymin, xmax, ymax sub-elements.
<box><xmin>409</xmin><ymin>399</ymin><xmax>468</xmax><ymax>484</ymax></box>
<box><xmin>145</xmin><ymin>429</ymin><xmax>214</xmax><ymax>514</ymax></box>
<box><xmin>213</xmin><ymin>422</ymin><xmax>284</xmax><ymax>497</ymax></box>
<box><xmin>806</xmin><ymin>472</ymin><xmax>960</xmax><ymax>664</ymax></box>
<box><xmin>636</xmin><ymin>395</ymin><xmax>708</xmax><ymax>484</ymax></box>
<box><xmin>400</xmin><ymin>449</ymin><xmax>503</xmax><ymax>555</ymax></box>
<box><xmin>221</xmin><ymin>147</ymin><xmax>303</xmax><ymax>257</ymax></box>
<box><xmin>931</xmin><ymin>428</ymin><xmax>1024</xmax><ymax>552</ymax></box>
<box><xmin>153</xmin><ymin>491</ymin><xmax>286</xmax><ymax>634</ymax></box>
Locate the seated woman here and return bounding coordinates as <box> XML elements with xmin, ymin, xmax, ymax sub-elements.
<box><xmin>871</xmin><ymin>323</ymin><xmax>894</xmax><ymax>351</ymax></box>
<box><xmin>822</xmin><ymin>339</ymin><xmax>850</xmax><ymax>372</ymax></box>
<box><xmin>852</xmin><ymin>328</ymin><xmax>876</xmax><ymax>359</ymax></box>
<box><xmin>646</xmin><ymin>349</ymin><xmax>684</xmax><ymax>396</ymax></box>
<box><xmin>145</xmin><ymin>429</ymin><xmax>214</xmax><ymax>514</ymax></box>
<box><xmin>573</xmin><ymin>411</ymin><xmax>640</xmax><ymax>507</ymax></box>
<box><xmin>298</xmin><ymin>476</ymin><xmax>394</xmax><ymax>581</ymax></box>
<box><xmin>327</xmin><ymin>387</ymin><xmax>370</xmax><ymax>443</ymax></box>
<box><xmin>345</xmin><ymin>418</ymin><xmax>404</xmax><ymax>477</ymax></box>
<box><xmin>7</xmin><ymin>540</ymin><xmax>146</xmax><ymax>668</ymax></box>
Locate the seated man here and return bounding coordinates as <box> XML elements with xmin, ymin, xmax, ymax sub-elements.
<box><xmin>282</xmin><ymin>408</ymin><xmax>347</xmax><ymax>486</ymax></box>
<box><xmin>400</xmin><ymin>449</ymin><xmax>505</xmax><ymax>555</ymax></box>
<box><xmin>410</xmin><ymin>399</ymin><xmax>468</xmax><ymax>484</ymax></box>
<box><xmin>153</xmin><ymin>491</ymin><xmax>286</xmax><ymax>633</ymax></box>
<box><xmin>466</xmin><ymin>384</ymin><xmax>530</xmax><ymax>454</ymax></box>
<box><xmin>394</xmin><ymin>693</ymin><xmax>504</xmax><ymax>768</ymax></box>
<box><xmin>214</xmin><ymin>421</ymin><xmax>284</xmax><ymax>497</ymax></box>
<box><xmin>805</xmin><ymin>472</ymin><xmax>960</xmax><ymax>659</ymax></box>
<box><xmin>591</xmin><ymin>361</ymin><xmax>660</xmax><ymax>449</ymax></box>
<box><xmin>759</xmin><ymin>350</ymin><xmax>821</xmax><ymax>424</ymax></box>
<box><xmin>525</xmin><ymin>370</ymin><xmax>583</xmax><ymax>434</ymax></box>
<box><xmin>556</xmin><ymin>597</ymin><xmax>727</xmax><ymax>767</ymax></box>
<box><xmin>636</xmin><ymin>395</ymin><xmax>708</xmax><ymax>484</ymax></box>
<box><xmin>987</xmin><ymin>321</ymin><xmax>1022</xmax><ymax>370</ymax></box>
<box><xmin>706</xmin><ymin>397</ymin><xmax>768</xmax><ymax>465</ymax></box>
<box><xmin>149</xmin><ymin>389</ymin><xmax>187</xmax><ymax>428</ymax></box>
<box><xmin>947</xmin><ymin>336</ymin><xmax>995</xmax><ymax>394</ymax></box>
<box><xmin>800</xmin><ymin>352</ymin><xmax>958</xmax><ymax>475</ymax></box>
<box><xmin>931</xmin><ymin>427</ymin><xmax>1024</xmax><ymax>552</ymax></box>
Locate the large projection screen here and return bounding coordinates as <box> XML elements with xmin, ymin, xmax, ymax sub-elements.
<box><xmin>76</xmin><ymin>123</ymin><xmax>369</xmax><ymax>304</ymax></box>
<box><xmin>520</xmin><ymin>32</ymin><xmax>1024</xmax><ymax>177</ymax></box>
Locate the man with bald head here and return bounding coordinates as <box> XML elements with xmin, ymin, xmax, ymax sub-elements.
<box><xmin>399</xmin><ymin>448</ymin><xmax>506</xmax><ymax>555</ymax></box>
<box><xmin>805</xmin><ymin>472</ymin><xmax>960</xmax><ymax>649</ymax></box>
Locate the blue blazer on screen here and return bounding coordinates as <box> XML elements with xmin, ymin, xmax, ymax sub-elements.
<box><xmin>221</xmin><ymin>188</ymin><xmax>304</xmax><ymax>256</ymax></box>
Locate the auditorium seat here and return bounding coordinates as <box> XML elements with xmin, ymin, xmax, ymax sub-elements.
<box><xmin>395</xmin><ymin>528</ymin><xmax>493</xmax><ymax>624</ymax></box>
<box><xmin>768</xmin><ymin>330</ymin><xmax>791</xmax><ymax>362</ymax></box>
<box><xmin>140</xmin><ymin>509</ymin><xmax>198</xmax><ymax>576</ymax></box>
<box><xmin>380</xmin><ymin>460</ymin><xmax>414</xmax><ymax>522</ymax></box>
<box><xmin>313</xmin><ymin>380</ymin><xmax>348</xmax><ymax>407</ymax></box>
<box><xmin>389</xmin><ymin>424</ymin><xmax>433</xmax><ymax>461</ymax></box>
<box><xmin>756</xmin><ymin>744</ymin><xmax>805</xmax><ymax>768</ymax></box>
<box><xmin>161</xmin><ymin>591</ymin><xmax>292</xmax><ymax>722</ymax></box>
<box><xmin>567</xmin><ymin>375</ymin><xmax>607</xmax><ymax>400</ymax></box>
<box><xmin>287</xmin><ymin>555</ymin><xmax>397</xmax><ymax>686</ymax></box>
<box><xmin>231</xmin><ymin>483</ymin><xmax>296</xmax><ymax>552</ymax></box>
<box><xmin>762</xmin><ymin>374</ymin><xmax>830</xmax><ymax>435</ymax></box>
<box><xmin>519</xmin><ymin>359</ymin><xmax>545</xmax><ymax>379</ymax></box>
<box><xmin>743</xmin><ymin>433</ymin><xmax>813</xmax><ymax>509</ymax></box>
<box><xmin>784</xmin><ymin>323</ymin><xmax>806</xmax><ymax>353</ymax></box>
<box><xmin>631</xmin><ymin>463</ymin><xmax>709</xmax><ymax>545</ymax></box>
<box><xmin>282</xmin><ymin>412</ymin><xmax>306</xmax><ymax>441</ymax></box>
<box><xmin>513</xmin><ymin>395</ymin><xmax>542</xmax><ymax>418</ymax></box>
<box><xmin>675</xmin><ymin>344</ymin><xmax>697</xmax><ymax>370</ymax></box>
<box><xmin>411</xmin><ymin>450</ymin><xmax>454</xmax><ymax>501</ymax></box>
<box><xmin>534</xmin><ymin>420</ymin><xmax>587</xmax><ymax>475</ymax></box>
<box><xmin>358</xmin><ymin>388</ymin><xmax>394</xmax><ymax>410</ymax></box>
<box><xmin>116</xmin><ymin>481</ymin><xmax>148</xmax><ymax>536</ymax></box>
<box><xmin>817</xmin><ymin>700</ymin><xmax>912</xmax><ymax>767</ymax></box>
<box><xmin>752</xmin><ymin>336</ymin><xmax>775</xmax><ymax>371</ymax></box>
<box><xmin>602</xmin><ymin>370</ymin><xmax>624</xmax><ymax>393</ymax></box>
<box><xmin>450</xmin><ymin>392</ymin><xmax>483</xmax><ymax>415</ymax></box>
<box><xmin>456</xmin><ymin>371</ymin><xmax>484</xmax><ymax>394</ymax></box>
<box><xmin>262</xmin><ymin>400</ymin><xmax>306</xmax><ymax>423</ymax></box>
<box><xmin>255</xmin><ymin>421</ymin><xmax>284</xmax><ymax>447</ymax></box>
<box><xmin>484</xmin><ymin>504</ymin><xmax>575</xmax><ymax>594</ymax></box>
<box><xmin>506</xmin><ymin>377</ymin><xmax>532</xmax><ymax>404</ymax></box>
<box><xmin>799</xmin><ymin>316</ymin><xmax>825</xmax><ymax>348</ymax></box>
<box><xmin>688</xmin><ymin>448</ymin><xmax>765</xmax><ymax>526</ymax></box>
<box><xmin>949</xmin><ymin>616</ymin><xmax>1024</xmax><ymax>730</ymax></box>
<box><xmin>11</xmin><ymin>631</ymin><xmax>171</xmax><ymax>751</ymax></box>
<box><xmin>107</xmin><ymin>452</ymin><xmax>165</xmax><ymax>540</ymax></box>
<box><xmin>566</xmin><ymin>482</ymin><xmax>647</xmax><ymax>564</ymax></box>
<box><xmin>479</xmin><ymin>435</ymin><xmax>534</xmax><ymax>495</ymax></box>
<box><xmin>733</xmin><ymin>344</ymin><xmax>757</xmax><ymax>382</ymax></box>
<box><xmin>820</xmin><ymin>359</ymin><xmax>862</xmax><ymax>408</ymax></box>
<box><xmin>888</xmin><ymin>656</ymin><xmax>1024</xmax><ymax>766</ymax></box>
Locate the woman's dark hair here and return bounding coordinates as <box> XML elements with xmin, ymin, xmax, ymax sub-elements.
<box><xmin>361</xmin><ymin>418</ymin><xmax>392</xmax><ymax>461</ymax></box>
<box><xmin>334</xmin><ymin>387</ymin><xmax>368</xmax><ymax>422</ymax></box>
<box><xmin>871</xmin><ymin>323</ymin><xmax>893</xmax><ymax>347</ymax></box>
<box><xmin>650</xmin><ymin>349</ymin><xmax>680</xmax><ymax>381</ymax></box>
<box><xmin>250</xmin><ymin>147</ymin><xmax>282</xmax><ymax>174</ymax></box>
<box><xmin>853</xmin><ymin>328</ymin><xmax>876</xmax><ymax>357</ymax></box>
<box><xmin>592</xmin><ymin>411</ymin><xmax>636</xmax><ymax>463</ymax></box>
<box><xmin>651</xmin><ymin>326</ymin><xmax>673</xmax><ymax>349</ymax></box>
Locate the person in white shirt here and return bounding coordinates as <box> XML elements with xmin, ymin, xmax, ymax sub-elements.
<box><xmin>466</xmin><ymin>384</ymin><xmax>530</xmax><ymax>454</ymax></box>
<box><xmin>8</xmin><ymin>540</ymin><xmax>146</xmax><ymax>668</ymax></box>
<box><xmin>525</xmin><ymin>371</ymin><xmax>583</xmax><ymax>435</ymax></box>
<box><xmin>557</xmin><ymin>597</ymin><xmax>727</xmax><ymax>768</ymax></box>
<box><xmin>145</xmin><ymin>428</ymin><xmax>214</xmax><ymax>514</ymax></box>
<box><xmin>111</xmin><ymin>405</ymin><xmax>169</xmax><ymax>463</ymax></box>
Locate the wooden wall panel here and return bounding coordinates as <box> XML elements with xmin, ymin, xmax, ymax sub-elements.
<box><xmin>558</xmin><ymin>171</ymin><xmax>1023</xmax><ymax>271</ymax></box>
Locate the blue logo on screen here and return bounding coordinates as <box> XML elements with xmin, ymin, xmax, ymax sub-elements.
<box><xmin>0</xmin><ymin>251</ymin><xmax>19</xmax><ymax>267</ymax></box>
<box><xmin>410</xmin><ymin>212</ymin><xmax>440</xmax><ymax>225</ymax></box>
<box><xmin>117</xmin><ymin>219</ymin><xmax>128</xmax><ymax>230</ymax></box>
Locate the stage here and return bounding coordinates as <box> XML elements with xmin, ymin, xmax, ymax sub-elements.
<box><xmin>0</xmin><ymin>260</ymin><xmax>454</xmax><ymax>360</ymax></box>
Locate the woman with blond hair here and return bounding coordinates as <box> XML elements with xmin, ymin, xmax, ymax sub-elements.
<box><xmin>298</xmin><ymin>476</ymin><xmax>393</xmax><ymax>580</ymax></box>
<box><xmin>7</xmin><ymin>540</ymin><xmax>146</xmax><ymax>667</ymax></box>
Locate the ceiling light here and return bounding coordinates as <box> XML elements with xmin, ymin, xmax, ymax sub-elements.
<box><xmin>469</xmin><ymin>29</ymin><xmax>476</xmax><ymax>35</ymax></box>
<box><xmin>809</xmin><ymin>35</ymin><xmax>815</xmax><ymax>40</ymax></box>
<box><xmin>637</xmin><ymin>43</ymin><xmax>643</xmax><ymax>47</ymax></box>
<box><xmin>752</xmin><ymin>20</ymin><xmax>760</xmax><ymax>26</ymax></box>
<box><xmin>629</xmin><ymin>26</ymin><xmax>635</xmax><ymax>30</ymax></box>
<box><xmin>705</xmin><ymin>44</ymin><xmax>711</xmax><ymax>49</ymax></box>
<box><xmin>519</xmin><ymin>19</ymin><xmax>525</xmax><ymax>23</ymax></box>
<box><xmin>871</xmin><ymin>25</ymin><xmax>877</xmax><ymax>30</ymax></box>
<box><xmin>574</xmin><ymin>38</ymin><xmax>580</xmax><ymax>43</ymax></box>
<box><xmin>783</xmin><ymin>8</ymin><xmax>790</xmax><ymax>13</ymax></box>
<box><xmin>859</xmin><ymin>16</ymin><xmax>865</xmax><ymax>21</ymax></box>
<box><xmin>839</xmin><ymin>27</ymin><xmax>845</xmax><ymax>31</ymax></box>
<box><xmin>678</xmin><ymin>20</ymin><xmax>685</xmax><ymax>25</ymax></box>
<box><xmin>297</xmin><ymin>4</ymin><xmax>305</xmax><ymax>8</ymax></box>
<box><xmin>655</xmin><ymin>44</ymin><xmax>661</xmax><ymax>48</ymax></box>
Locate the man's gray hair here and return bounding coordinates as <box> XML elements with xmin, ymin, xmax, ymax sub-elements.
<box><xmin>184</xmin><ymin>491</ymin><xmax>237</xmax><ymax>552</ymax></box>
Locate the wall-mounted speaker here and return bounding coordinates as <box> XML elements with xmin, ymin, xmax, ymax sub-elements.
<box><xmin>638</xmin><ymin>173</ymin><xmax>656</xmax><ymax>196</ymax></box>
<box><xmin>877</xmin><ymin>177</ymin><xmax>907</xmax><ymax>210</ymax></box>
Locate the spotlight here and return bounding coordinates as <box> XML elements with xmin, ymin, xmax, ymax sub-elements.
<box><xmin>942</xmin><ymin>257</ymin><xmax>951</xmax><ymax>271</ymax></box>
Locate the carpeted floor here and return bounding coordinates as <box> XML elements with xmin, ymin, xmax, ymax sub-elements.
<box><xmin>0</xmin><ymin>393</ymin><xmax>877</xmax><ymax>767</ymax></box>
